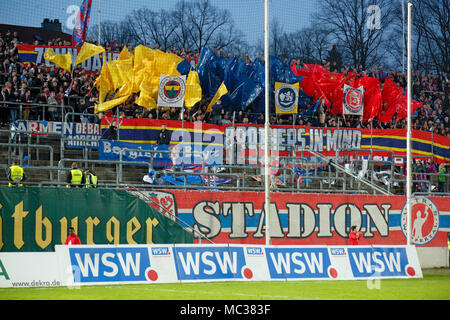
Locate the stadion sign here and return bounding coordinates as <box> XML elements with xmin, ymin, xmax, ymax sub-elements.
<box><xmin>164</xmin><ymin>190</ymin><xmax>450</xmax><ymax>247</ymax></box>
<box><xmin>12</xmin><ymin>120</ymin><xmax>101</xmax><ymax>149</ymax></box>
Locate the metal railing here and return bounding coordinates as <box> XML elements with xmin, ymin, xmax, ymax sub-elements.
<box><xmin>1</xmin><ymin>100</ymin><xmax>75</xmax><ymax>122</ymax></box>
<box><xmin>57</xmin><ymin>158</ymin><xmax>152</xmax><ymax>185</ymax></box>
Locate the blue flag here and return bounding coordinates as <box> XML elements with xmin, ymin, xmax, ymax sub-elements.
<box><xmin>301</xmin><ymin>99</ymin><xmax>321</xmax><ymax>119</ymax></box>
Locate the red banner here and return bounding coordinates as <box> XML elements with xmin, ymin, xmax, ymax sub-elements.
<box><xmin>148</xmin><ymin>190</ymin><xmax>449</xmax><ymax>247</ymax></box>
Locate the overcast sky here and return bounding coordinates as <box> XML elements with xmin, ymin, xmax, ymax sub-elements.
<box><xmin>0</xmin><ymin>0</ymin><xmax>319</xmax><ymax>46</ymax></box>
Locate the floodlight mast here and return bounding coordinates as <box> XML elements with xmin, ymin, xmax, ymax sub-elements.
<box><xmin>406</xmin><ymin>1</ymin><xmax>413</xmax><ymax>246</ymax></box>
<box><xmin>264</xmin><ymin>0</ymin><xmax>271</xmax><ymax>246</ymax></box>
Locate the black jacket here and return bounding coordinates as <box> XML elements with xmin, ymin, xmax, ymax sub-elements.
<box><xmin>156</xmin><ymin>129</ymin><xmax>171</xmax><ymax>145</ymax></box>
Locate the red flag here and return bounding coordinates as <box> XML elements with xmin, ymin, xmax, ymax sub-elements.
<box><xmin>378</xmin><ymin>78</ymin><xmax>404</xmax><ymax>123</ymax></box>
<box><xmin>395</xmin><ymin>94</ymin><xmax>423</xmax><ymax>121</ymax></box>
<box><xmin>350</xmin><ymin>75</ymin><xmax>382</xmax><ymax>122</ymax></box>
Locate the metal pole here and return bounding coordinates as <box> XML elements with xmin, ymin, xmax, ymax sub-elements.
<box><xmin>406</xmin><ymin>1</ymin><xmax>413</xmax><ymax>246</ymax></box>
<box><xmin>264</xmin><ymin>0</ymin><xmax>271</xmax><ymax>246</ymax></box>
<box><xmin>402</xmin><ymin>0</ymin><xmax>406</xmax><ymax>74</ymax></box>
<box><xmin>98</xmin><ymin>0</ymin><xmax>101</xmax><ymax>45</ymax></box>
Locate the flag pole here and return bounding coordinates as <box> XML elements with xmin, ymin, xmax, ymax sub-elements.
<box><xmin>98</xmin><ymin>0</ymin><xmax>101</xmax><ymax>45</ymax></box>
<box><xmin>264</xmin><ymin>0</ymin><xmax>271</xmax><ymax>246</ymax></box>
<box><xmin>402</xmin><ymin>0</ymin><xmax>406</xmax><ymax>74</ymax></box>
<box><xmin>406</xmin><ymin>1</ymin><xmax>413</xmax><ymax>246</ymax></box>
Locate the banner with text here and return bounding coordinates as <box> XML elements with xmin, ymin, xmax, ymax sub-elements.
<box><xmin>152</xmin><ymin>189</ymin><xmax>450</xmax><ymax>247</ymax></box>
<box><xmin>102</xmin><ymin>118</ymin><xmax>450</xmax><ymax>164</ymax></box>
<box><xmin>0</xmin><ymin>187</ymin><xmax>193</xmax><ymax>252</ymax></box>
<box><xmin>12</xmin><ymin>120</ymin><xmax>101</xmax><ymax>149</ymax></box>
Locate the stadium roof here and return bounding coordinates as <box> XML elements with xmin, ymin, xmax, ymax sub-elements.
<box><xmin>0</xmin><ymin>23</ymin><xmax>71</xmax><ymax>44</ymax></box>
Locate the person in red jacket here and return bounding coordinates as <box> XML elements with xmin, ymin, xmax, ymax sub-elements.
<box><xmin>349</xmin><ymin>225</ymin><xmax>363</xmax><ymax>245</ymax></box>
<box><xmin>64</xmin><ymin>227</ymin><xmax>81</xmax><ymax>245</ymax></box>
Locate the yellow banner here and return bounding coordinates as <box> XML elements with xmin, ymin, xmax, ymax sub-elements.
<box><xmin>275</xmin><ymin>82</ymin><xmax>299</xmax><ymax>114</ymax></box>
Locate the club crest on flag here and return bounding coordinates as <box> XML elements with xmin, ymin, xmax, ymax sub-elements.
<box><xmin>158</xmin><ymin>75</ymin><xmax>186</xmax><ymax>108</ymax></box>
<box><xmin>275</xmin><ymin>82</ymin><xmax>299</xmax><ymax>114</ymax></box>
<box><xmin>343</xmin><ymin>84</ymin><xmax>364</xmax><ymax>116</ymax></box>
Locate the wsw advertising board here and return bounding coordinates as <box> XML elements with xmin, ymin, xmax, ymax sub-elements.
<box><xmin>53</xmin><ymin>244</ymin><xmax>421</xmax><ymax>286</ymax></box>
<box><xmin>0</xmin><ymin>244</ymin><xmax>422</xmax><ymax>287</ymax></box>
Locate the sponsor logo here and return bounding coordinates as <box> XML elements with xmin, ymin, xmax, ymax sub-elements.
<box><xmin>151</xmin><ymin>247</ymin><xmax>171</xmax><ymax>256</ymax></box>
<box><xmin>265</xmin><ymin>247</ymin><xmax>332</xmax><ymax>279</ymax></box>
<box><xmin>246</xmin><ymin>247</ymin><xmax>264</xmax><ymax>256</ymax></box>
<box><xmin>401</xmin><ymin>197</ymin><xmax>440</xmax><ymax>245</ymax></box>
<box><xmin>348</xmin><ymin>247</ymin><xmax>413</xmax><ymax>278</ymax></box>
<box><xmin>173</xmin><ymin>246</ymin><xmax>252</xmax><ymax>280</ymax></box>
<box><xmin>330</xmin><ymin>248</ymin><xmax>346</xmax><ymax>256</ymax></box>
<box><xmin>69</xmin><ymin>247</ymin><xmax>152</xmax><ymax>283</ymax></box>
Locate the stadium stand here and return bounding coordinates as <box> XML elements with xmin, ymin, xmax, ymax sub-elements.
<box><xmin>0</xmin><ymin>19</ymin><xmax>449</xmax><ymax>197</ymax></box>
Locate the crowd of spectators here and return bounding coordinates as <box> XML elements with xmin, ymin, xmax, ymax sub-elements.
<box><xmin>0</xmin><ymin>30</ymin><xmax>449</xmax><ymax>140</ymax></box>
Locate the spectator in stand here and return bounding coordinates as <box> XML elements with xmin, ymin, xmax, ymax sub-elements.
<box><xmin>46</xmin><ymin>90</ymin><xmax>58</xmax><ymax>121</ymax></box>
<box><xmin>156</xmin><ymin>124</ymin><xmax>171</xmax><ymax>145</ymax></box>
<box><xmin>211</xmin><ymin>99</ymin><xmax>223</xmax><ymax>125</ymax></box>
<box><xmin>438</xmin><ymin>163</ymin><xmax>446</xmax><ymax>193</ymax></box>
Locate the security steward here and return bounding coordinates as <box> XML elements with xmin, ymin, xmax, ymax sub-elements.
<box><xmin>84</xmin><ymin>169</ymin><xmax>98</xmax><ymax>188</ymax></box>
<box><xmin>7</xmin><ymin>161</ymin><xmax>25</xmax><ymax>187</ymax></box>
<box><xmin>66</xmin><ymin>162</ymin><xmax>85</xmax><ymax>188</ymax></box>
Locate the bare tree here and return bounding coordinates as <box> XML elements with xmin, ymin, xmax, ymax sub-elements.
<box><xmin>89</xmin><ymin>21</ymin><xmax>134</xmax><ymax>47</ymax></box>
<box><xmin>183</xmin><ymin>0</ymin><xmax>238</xmax><ymax>53</ymax></box>
<box><xmin>313</xmin><ymin>0</ymin><xmax>395</xmax><ymax>69</ymax></box>
<box><xmin>124</xmin><ymin>8</ymin><xmax>178</xmax><ymax>51</ymax></box>
<box><xmin>172</xmin><ymin>0</ymin><xmax>195</xmax><ymax>51</ymax></box>
<box><xmin>412</xmin><ymin>0</ymin><xmax>450</xmax><ymax>75</ymax></box>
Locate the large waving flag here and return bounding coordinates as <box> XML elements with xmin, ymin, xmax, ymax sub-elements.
<box><xmin>207</xmin><ymin>81</ymin><xmax>228</xmax><ymax>113</ymax></box>
<box><xmin>74</xmin><ymin>42</ymin><xmax>105</xmax><ymax>66</ymax></box>
<box><xmin>184</xmin><ymin>69</ymin><xmax>202</xmax><ymax>109</ymax></box>
<box><xmin>43</xmin><ymin>48</ymin><xmax>72</xmax><ymax>72</ymax></box>
<box><xmin>72</xmin><ymin>0</ymin><xmax>93</xmax><ymax>46</ymax></box>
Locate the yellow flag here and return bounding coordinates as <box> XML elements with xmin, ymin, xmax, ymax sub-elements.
<box><xmin>98</xmin><ymin>75</ymin><xmax>110</xmax><ymax>104</ymax></box>
<box><xmin>74</xmin><ymin>42</ymin><xmax>105</xmax><ymax>66</ymax></box>
<box><xmin>94</xmin><ymin>58</ymin><xmax>113</xmax><ymax>102</ymax></box>
<box><xmin>135</xmin><ymin>91</ymin><xmax>157</xmax><ymax>110</ymax></box>
<box><xmin>184</xmin><ymin>69</ymin><xmax>202</xmax><ymax>109</ymax></box>
<box><xmin>133</xmin><ymin>45</ymin><xmax>155</xmax><ymax>74</ymax></box>
<box><xmin>116</xmin><ymin>58</ymin><xmax>134</xmax><ymax>91</ymax></box>
<box><xmin>94</xmin><ymin>94</ymin><xmax>130</xmax><ymax>114</ymax></box>
<box><xmin>117</xmin><ymin>46</ymin><xmax>132</xmax><ymax>60</ymax></box>
<box><xmin>43</xmin><ymin>48</ymin><xmax>72</xmax><ymax>72</ymax></box>
<box><xmin>207</xmin><ymin>82</ymin><xmax>228</xmax><ymax>113</ymax></box>
<box><xmin>107</xmin><ymin>60</ymin><xmax>124</xmax><ymax>91</ymax></box>
<box><xmin>115</xmin><ymin>82</ymin><xmax>132</xmax><ymax>99</ymax></box>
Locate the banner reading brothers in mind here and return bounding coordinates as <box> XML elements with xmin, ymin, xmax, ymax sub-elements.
<box><xmin>157</xmin><ymin>74</ymin><xmax>187</xmax><ymax>108</ymax></box>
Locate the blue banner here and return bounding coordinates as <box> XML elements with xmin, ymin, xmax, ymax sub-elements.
<box><xmin>98</xmin><ymin>140</ymin><xmax>173</xmax><ymax>167</ymax></box>
<box><xmin>99</xmin><ymin>140</ymin><xmax>223</xmax><ymax>168</ymax></box>
<box><xmin>11</xmin><ymin>120</ymin><xmax>100</xmax><ymax>149</ymax></box>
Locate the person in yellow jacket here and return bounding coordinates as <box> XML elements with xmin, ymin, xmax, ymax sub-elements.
<box><xmin>84</xmin><ymin>169</ymin><xmax>98</xmax><ymax>188</ymax></box>
<box><xmin>7</xmin><ymin>161</ymin><xmax>26</xmax><ymax>187</ymax></box>
<box><xmin>66</xmin><ymin>162</ymin><xmax>85</xmax><ymax>188</ymax></box>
